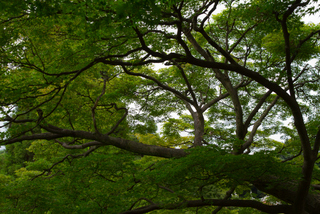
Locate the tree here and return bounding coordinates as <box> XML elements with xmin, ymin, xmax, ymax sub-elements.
<box><xmin>1</xmin><ymin>0</ymin><xmax>320</xmax><ymax>213</ymax></box>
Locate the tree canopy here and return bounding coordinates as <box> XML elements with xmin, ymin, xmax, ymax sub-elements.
<box><xmin>1</xmin><ymin>0</ymin><xmax>320</xmax><ymax>213</ymax></box>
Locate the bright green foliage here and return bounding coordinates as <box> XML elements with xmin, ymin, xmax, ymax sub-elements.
<box><xmin>1</xmin><ymin>0</ymin><xmax>320</xmax><ymax>213</ymax></box>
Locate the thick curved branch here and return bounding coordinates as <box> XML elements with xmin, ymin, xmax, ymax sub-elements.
<box><xmin>2</xmin><ymin>133</ymin><xmax>64</xmax><ymax>145</ymax></box>
<box><xmin>178</xmin><ymin>57</ymin><xmax>311</xmax><ymax>158</ymax></box>
<box><xmin>183</xmin><ymin>31</ymin><xmax>245</xmax><ymax>139</ymax></box>
<box><xmin>40</xmin><ymin>124</ymin><xmax>188</xmax><ymax>158</ymax></box>
<box><xmin>133</xmin><ymin>27</ymin><xmax>183</xmax><ymax>61</ymax></box>
<box><xmin>275</xmin><ymin>0</ymin><xmax>309</xmax><ymax>98</ymax></box>
<box><xmin>120</xmin><ymin>199</ymin><xmax>292</xmax><ymax>214</ymax></box>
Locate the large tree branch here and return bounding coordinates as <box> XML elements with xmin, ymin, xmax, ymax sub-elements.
<box><xmin>37</xmin><ymin>124</ymin><xmax>188</xmax><ymax>158</ymax></box>
<box><xmin>2</xmin><ymin>133</ymin><xmax>64</xmax><ymax>145</ymax></box>
<box><xmin>120</xmin><ymin>199</ymin><xmax>292</xmax><ymax>214</ymax></box>
<box><xmin>183</xmin><ymin>30</ymin><xmax>245</xmax><ymax>139</ymax></box>
<box><xmin>179</xmin><ymin>57</ymin><xmax>311</xmax><ymax>154</ymax></box>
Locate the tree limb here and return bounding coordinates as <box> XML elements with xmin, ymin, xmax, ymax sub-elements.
<box><xmin>119</xmin><ymin>199</ymin><xmax>292</xmax><ymax>214</ymax></box>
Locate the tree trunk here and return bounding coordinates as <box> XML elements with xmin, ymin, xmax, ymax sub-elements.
<box><xmin>193</xmin><ymin>112</ymin><xmax>205</xmax><ymax>147</ymax></box>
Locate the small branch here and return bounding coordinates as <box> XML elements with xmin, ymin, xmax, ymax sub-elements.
<box><xmin>290</xmin><ymin>30</ymin><xmax>320</xmax><ymax>63</ymax></box>
<box><xmin>201</xmin><ymin>92</ymin><xmax>229</xmax><ymax>112</ymax></box>
<box><xmin>92</xmin><ymin>79</ymin><xmax>107</xmax><ymax>133</ymax></box>
<box><xmin>200</xmin><ymin>0</ymin><xmax>220</xmax><ymax>29</ymax></box>
<box><xmin>31</xmin><ymin>154</ymin><xmax>72</xmax><ymax>180</ymax></box>
<box><xmin>32</xmin><ymin>146</ymin><xmax>97</xmax><ymax>181</ymax></box>
<box><xmin>172</xmin><ymin>61</ymin><xmax>199</xmax><ymax>109</ymax></box>
<box><xmin>121</xmin><ymin>65</ymin><xmax>196</xmax><ymax>106</ymax></box>
<box><xmin>106</xmin><ymin>103</ymin><xmax>128</xmax><ymax>135</ymax></box>
<box><xmin>240</xmin><ymin>95</ymin><xmax>279</xmax><ymax>153</ymax></box>
<box><xmin>55</xmin><ymin>140</ymin><xmax>103</xmax><ymax>150</ymax></box>
<box><xmin>212</xmin><ymin>186</ymin><xmax>236</xmax><ymax>214</ymax></box>
<box><xmin>244</xmin><ymin>90</ymin><xmax>272</xmax><ymax>130</ymax></box>
<box><xmin>128</xmin><ymin>198</ymin><xmax>155</xmax><ymax>211</ymax></box>
<box><xmin>228</xmin><ymin>24</ymin><xmax>258</xmax><ymax>53</ymax></box>
<box><xmin>158</xmin><ymin>185</ymin><xmax>175</xmax><ymax>194</ymax></box>
<box><xmin>282</xmin><ymin>148</ymin><xmax>302</xmax><ymax>163</ymax></box>
<box><xmin>0</xmin><ymin>13</ymin><xmax>28</xmax><ymax>24</ymax></box>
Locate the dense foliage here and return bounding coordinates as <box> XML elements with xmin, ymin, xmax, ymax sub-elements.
<box><xmin>1</xmin><ymin>0</ymin><xmax>320</xmax><ymax>213</ymax></box>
